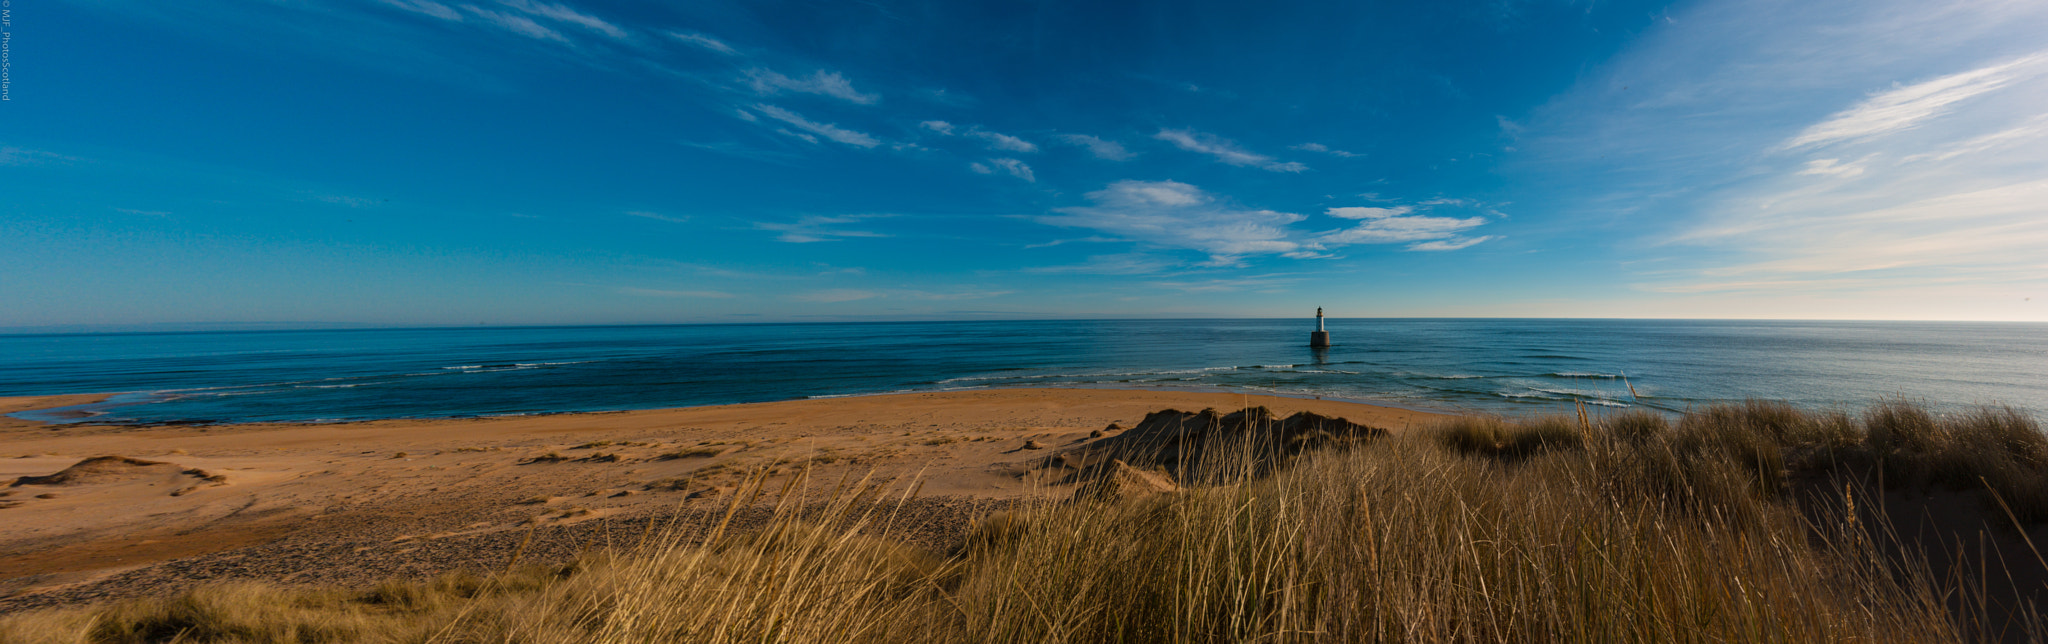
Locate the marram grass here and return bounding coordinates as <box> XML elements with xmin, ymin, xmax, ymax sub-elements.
<box><xmin>6</xmin><ymin>399</ymin><xmax>2045</xmax><ymax>643</ymax></box>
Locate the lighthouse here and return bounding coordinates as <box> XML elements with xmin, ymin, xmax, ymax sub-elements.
<box><xmin>1309</xmin><ymin>307</ymin><xmax>1331</xmax><ymax>348</ymax></box>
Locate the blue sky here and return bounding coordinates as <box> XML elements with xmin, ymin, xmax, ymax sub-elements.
<box><xmin>3</xmin><ymin>0</ymin><xmax>2045</xmax><ymax>327</ymax></box>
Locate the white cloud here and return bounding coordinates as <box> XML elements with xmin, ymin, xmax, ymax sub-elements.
<box><xmin>985</xmin><ymin>158</ymin><xmax>1035</xmax><ymax>182</ymax></box>
<box><xmin>966</xmin><ymin>128</ymin><xmax>1036</xmax><ymax>153</ymax></box>
<box><xmin>1289</xmin><ymin>142</ymin><xmax>1361</xmax><ymax>158</ymax></box>
<box><xmin>669</xmin><ymin>31</ymin><xmax>736</xmax><ymax>55</ymax></box>
<box><xmin>1037</xmin><ymin>180</ymin><xmax>1305</xmax><ymax>257</ymax></box>
<box><xmin>776</xmin><ymin>128</ymin><xmax>821</xmax><ymax>144</ymax></box>
<box><xmin>733</xmin><ymin>108</ymin><xmax>758</xmax><ymax>122</ymax></box>
<box><xmin>744</xmin><ymin>69</ymin><xmax>878</xmax><ymax>105</ymax></box>
<box><xmin>1900</xmin><ymin>115</ymin><xmax>2048</xmax><ymax>163</ymax></box>
<box><xmin>618</xmin><ymin>287</ymin><xmax>733</xmax><ymax>298</ymax></box>
<box><xmin>919</xmin><ymin>120</ymin><xmax>955</xmax><ymax>135</ymax></box>
<box><xmin>1315</xmin><ymin>213</ymin><xmax>1488</xmax><ymax>244</ymax></box>
<box><xmin>755</xmin><ymin>215</ymin><xmax>889</xmax><ymax>243</ymax></box>
<box><xmin>1782</xmin><ymin>52</ymin><xmax>2048</xmax><ymax>150</ymax></box>
<box><xmin>1408</xmin><ymin>236</ymin><xmax>1496</xmax><ymax>252</ymax></box>
<box><xmin>1057</xmin><ymin>134</ymin><xmax>1134</xmax><ymax>161</ymax></box>
<box><xmin>380</xmin><ymin>0</ymin><xmax>461</xmax><ymax>21</ymax></box>
<box><xmin>1795</xmin><ymin>158</ymin><xmax>1867</xmax><ymax>178</ymax></box>
<box><xmin>1311</xmin><ymin>205</ymin><xmax>1494</xmax><ymax>251</ymax></box>
<box><xmin>968</xmin><ymin>162</ymin><xmax>992</xmax><ymax>174</ymax></box>
<box><xmin>750</xmin><ymin>104</ymin><xmax>880</xmax><ymax>148</ymax></box>
<box><xmin>499</xmin><ymin>0</ymin><xmax>624</xmax><ymax>39</ymax></box>
<box><xmin>1326</xmin><ymin>206</ymin><xmax>1413</xmax><ymax>219</ymax></box>
<box><xmin>1154</xmin><ymin>129</ymin><xmax>1307</xmax><ymax>172</ymax></box>
<box><xmin>1025</xmin><ymin>183</ymin><xmax>1497</xmax><ymax>264</ymax></box>
<box><xmin>458</xmin><ymin>4</ymin><xmax>565</xmax><ymax>41</ymax></box>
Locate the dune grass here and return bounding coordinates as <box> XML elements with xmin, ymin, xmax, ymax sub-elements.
<box><xmin>6</xmin><ymin>399</ymin><xmax>2046</xmax><ymax>643</ymax></box>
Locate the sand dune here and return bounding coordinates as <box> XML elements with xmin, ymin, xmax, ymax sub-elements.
<box><xmin>0</xmin><ymin>388</ymin><xmax>1442</xmax><ymax>608</ymax></box>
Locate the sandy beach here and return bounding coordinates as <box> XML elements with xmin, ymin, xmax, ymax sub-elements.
<box><xmin>0</xmin><ymin>388</ymin><xmax>1441</xmax><ymax>609</ymax></box>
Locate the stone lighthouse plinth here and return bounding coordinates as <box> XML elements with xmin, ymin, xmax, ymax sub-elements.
<box><xmin>1309</xmin><ymin>307</ymin><xmax>1330</xmax><ymax>348</ymax></box>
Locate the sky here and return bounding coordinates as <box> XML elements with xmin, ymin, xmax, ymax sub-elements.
<box><xmin>2</xmin><ymin>0</ymin><xmax>2046</xmax><ymax>328</ymax></box>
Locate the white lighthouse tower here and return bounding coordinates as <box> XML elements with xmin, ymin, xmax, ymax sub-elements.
<box><xmin>1309</xmin><ymin>307</ymin><xmax>1330</xmax><ymax>348</ymax></box>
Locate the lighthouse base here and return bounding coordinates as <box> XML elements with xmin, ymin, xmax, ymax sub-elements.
<box><xmin>1309</xmin><ymin>331</ymin><xmax>1330</xmax><ymax>348</ymax></box>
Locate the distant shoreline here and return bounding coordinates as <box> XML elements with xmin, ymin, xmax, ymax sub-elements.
<box><xmin>0</xmin><ymin>384</ymin><xmax>1461</xmax><ymax>429</ymax></box>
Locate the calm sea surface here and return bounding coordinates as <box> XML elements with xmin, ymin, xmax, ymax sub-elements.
<box><xmin>2</xmin><ymin>319</ymin><xmax>2044</xmax><ymax>424</ymax></box>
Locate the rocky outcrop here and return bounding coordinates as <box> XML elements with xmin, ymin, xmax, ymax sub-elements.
<box><xmin>1048</xmin><ymin>408</ymin><xmax>1384</xmax><ymax>477</ymax></box>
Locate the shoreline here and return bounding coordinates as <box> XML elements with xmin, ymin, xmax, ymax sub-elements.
<box><xmin>0</xmin><ymin>382</ymin><xmax>1469</xmax><ymax>430</ymax></box>
<box><xmin>0</xmin><ymin>394</ymin><xmax>119</xmax><ymax>430</ymax></box>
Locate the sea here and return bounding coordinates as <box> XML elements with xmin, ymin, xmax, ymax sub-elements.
<box><xmin>2</xmin><ymin>319</ymin><xmax>2044</xmax><ymax>425</ymax></box>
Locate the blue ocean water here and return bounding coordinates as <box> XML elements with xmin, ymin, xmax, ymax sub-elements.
<box><xmin>2</xmin><ymin>319</ymin><xmax>2044</xmax><ymax>424</ymax></box>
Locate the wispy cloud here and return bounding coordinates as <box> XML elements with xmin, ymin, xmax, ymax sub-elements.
<box><xmin>1023</xmin><ymin>236</ymin><xmax>1119</xmax><ymax>249</ymax></box>
<box><xmin>892</xmin><ymin>288</ymin><xmax>1014</xmax><ymax>301</ymax></box>
<box><xmin>1025</xmin><ymin>253</ymin><xmax>1176</xmax><ymax>275</ymax></box>
<box><xmin>791</xmin><ymin>288</ymin><xmax>1010</xmax><ymax>303</ymax></box>
<box><xmin>965</xmin><ymin>128</ymin><xmax>1036</xmax><ymax>153</ymax></box>
<box><xmin>1312</xmin><ymin>205</ymin><xmax>1491</xmax><ymax>249</ymax></box>
<box><xmin>1038</xmin><ymin>180</ymin><xmax>1305</xmax><ymax>262</ymax></box>
<box><xmin>1326</xmin><ymin>206</ymin><xmax>1413</xmax><ymax>219</ymax></box>
<box><xmin>1154</xmin><ymin>129</ymin><xmax>1307</xmax><ymax>172</ymax></box>
<box><xmin>314</xmin><ymin>194</ymin><xmax>379</xmax><ymax>207</ymax></box>
<box><xmin>457</xmin><ymin>4</ymin><xmax>565</xmax><ymax>41</ymax></box>
<box><xmin>924</xmin><ymin>122</ymin><xmax>1036</xmax><ymax>152</ymax></box>
<box><xmin>1288</xmin><ymin>142</ymin><xmax>1361</xmax><ymax>158</ymax></box>
<box><xmin>1795</xmin><ymin>157</ymin><xmax>1868</xmax><ymax>178</ymax></box>
<box><xmin>1900</xmin><ymin>114</ymin><xmax>2048</xmax><ymax>163</ymax></box>
<box><xmin>1511</xmin><ymin>0</ymin><xmax>2048</xmax><ymax>307</ymax></box>
<box><xmin>744</xmin><ymin>69</ymin><xmax>879</xmax><ymax>105</ymax></box>
<box><xmin>669</xmin><ymin>31</ymin><xmax>737</xmax><ymax>55</ymax></box>
<box><xmin>1057</xmin><ymin>134</ymin><xmax>1134</xmax><ymax>160</ymax></box>
<box><xmin>499</xmin><ymin>0</ymin><xmax>624</xmax><ymax>40</ymax></box>
<box><xmin>1782</xmin><ymin>52</ymin><xmax>2047</xmax><ymax>150</ymax></box>
<box><xmin>1408</xmin><ymin>237</ymin><xmax>1496</xmax><ymax>251</ymax></box>
<box><xmin>379</xmin><ymin>0</ymin><xmax>461</xmax><ymax>21</ymax></box>
<box><xmin>756</xmin><ymin>214</ymin><xmax>890</xmax><ymax>243</ymax></box>
<box><xmin>1149</xmin><ymin>275</ymin><xmax>1300</xmax><ymax>293</ymax></box>
<box><xmin>750</xmin><ymin>104</ymin><xmax>880</xmax><ymax>148</ymax></box>
<box><xmin>625</xmin><ymin>210</ymin><xmax>688</xmax><ymax>223</ymax></box>
<box><xmin>971</xmin><ymin>158</ymin><xmax>1034</xmax><ymax>182</ymax></box>
<box><xmin>795</xmin><ymin>289</ymin><xmax>881</xmax><ymax>302</ymax></box>
<box><xmin>618</xmin><ymin>287</ymin><xmax>733</xmax><ymax>298</ymax></box>
<box><xmin>0</xmin><ymin>146</ymin><xmax>79</xmax><ymax>165</ymax></box>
